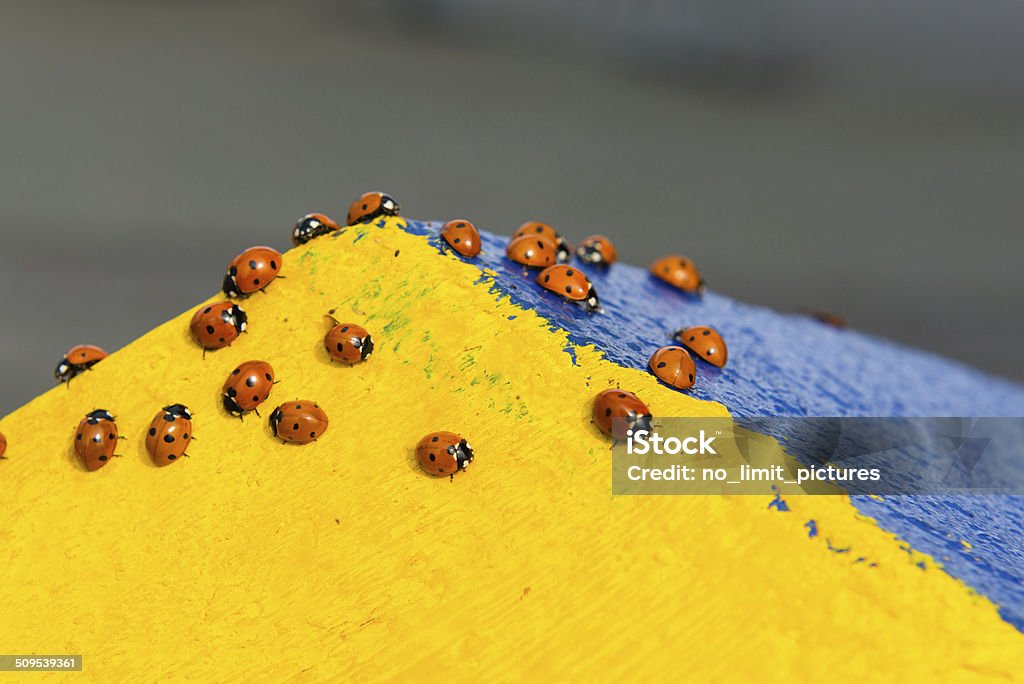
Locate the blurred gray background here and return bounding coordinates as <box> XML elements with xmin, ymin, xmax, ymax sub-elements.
<box><xmin>1</xmin><ymin>0</ymin><xmax>1022</xmax><ymax>416</ymax></box>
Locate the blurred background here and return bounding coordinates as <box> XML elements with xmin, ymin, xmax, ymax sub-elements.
<box><xmin>1</xmin><ymin>0</ymin><xmax>1022</xmax><ymax>415</ymax></box>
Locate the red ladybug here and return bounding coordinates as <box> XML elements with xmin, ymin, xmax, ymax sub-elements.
<box><xmin>415</xmin><ymin>431</ymin><xmax>474</xmax><ymax>477</ymax></box>
<box><xmin>0</xmin><ymin>432</ymin><xmax>7</xmax><ymax>460</ymax></box>
<box><xmin>270</xmin><ymin>401</ymin><xmax>329</xmax><ymax>444</ymax></box>
<box><xmin>292</xmin><ymin>212</ymin><xmax>340</xmax><ymax>246</ymax></box>
<box><xmin>592</xmin><ymin>389</ymin><xmax>652</xmax><ymax>440</ymax></box>
<box><xmin>575</xmin><ymin>235</ymin><xmax>617</xmax><ymax>266</ymax></box>
<box><xmin>189</xmin><ymin>301</ymin><xmax>248</xmax><ymax>351</ymax></box>
<box><xmin>514</xmin><ymin>221</ymin><xmax>571</xmax><ymax>263</ymax></box>
<box><xmin>223</xmin><ymin>246</ymin><xmax>283</xmax><ymax>297</ymax></box>
<box><xmin>324</xmin><ymin>323</ymin><xmax>374</xmax><ymax>364</ymax></box>
<box><xmin>506</xmin><ymin>235</ymin><xmax>557</xmax><ymax>268</ymax></box>
<box><xmin>536</xmin><ymin>265</ymin><xmax>600</xmax><ymax>313</ymax></box>
<box><xmin>808</xmin><ymin>310</ymin><xmax>848</xmax><ymax>329</ymax></box>
<box><xmin>648</xmin><ymin>346</ymin><xmax>696</xmax><ymax>390</ymax></box>
<box><xmin>651</xmin><ymin>255</ymin><xmax>704</xmax><ymax>294</ymax></box>
<box><xmin>222</xmin><ymin>360</ymin><xmax>275</xmax><ymax>416</ymax></box>
<box><xmin>440</xmin><ymin>220</ymin><xmax>482</xmax><ymax>258</ymax></box>
<box><xmin>55</xmin><ymin>344</ymin><xmax>108</xmax><ymax>384</ymax></box>
<box><xmin>145</xmin><ymin>404</ymin><xmax>193</xmax><ymax>467</ymax></box>
<box><xmin>673</xmin><ymin>326</ymin><xmax>728</xmax><ymax>368</ymax></box>
<box><xmin>347</xmin><ymin>191</ymin><xmax>400</xmax><ymax>225</ymax></box>
<box><xmin>74</xmin><ymin>409</ymin><xmax>119</xmax><ymax>471</ymax></box>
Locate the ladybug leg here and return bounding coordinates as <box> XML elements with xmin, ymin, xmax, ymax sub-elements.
<box><xmin>202</xmin><ymin>349</ymin><xmax>208</xmax><ymax>360</ymax></box>
<box><xmin>253</xmin><ymin>407</ymin><xmax>261</xmax><ymax>418</ymax></box>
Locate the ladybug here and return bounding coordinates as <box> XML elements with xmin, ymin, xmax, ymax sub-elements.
<box><xmin>347</xmin><ymin>191</ymin><xmax>400</xmax><ymax>225</ymax></box>
<box><xmin>808</xmin><ymin>310</ymin><xmax>848</xmax><ymax>329</ymax></box>
<box><xmin>292</xmin><ymin>212</ymin><xmax>340</xmax><ymax>246</ymax></box>
<box><xmin>0</xmin><ymin>431</ymin><xmax>7</xmax><ymax>460</ymax></box>
<box><xmin>223</xmin><ymin>246</ymin><xmax>283</xmax><ymax>297</ymax></box>
<box><xmin>324</xmin><ymin>323</ymin><xmax>374</xmax><ymax>364</ymax></box>
<box><xmin>440</xmin><ymin>219</ymin><xmax>481</xmax><ymax>258</ymax></box>
<box><xmin>145</xmin><ymin>404</ymin><xmax>193</xmax><ymax>467</ymax></box>
<box><xmin>651</xmin><ymin>255</ymin><xmax>704</xmax><ymax>294</ymax></box>
<box><xmin>673</xmin><ymin>326</ymin><xmax>728</xmax><ymax>368</ymax></box>
<box><xmin>648</xmin><ymin>346</ymin><xmax>696</xmax><ymax>390</ymax></box>
<box><xmin>270</xmin><ymin>401</ymin><xmax>329</xmax><ymax>444</ymax></box>
<box><xmin>592</xmin><ymin>389</ymin><xmax>652</xmax><ymax>440</ymax></box>
<box><xmin>575</xmin><ymin>235</ymin><xmax>617</xmax><ymax>266</ymax></box>
<box><xmin>415</xmin><ymin>431</ymin><xmax>474</xmax><ymax>477</ymax></box>
<box><xmin>74</xmin><ymin>409</ymin><xmax>120</xmax><ymax>471</ymax></box>
<box><xmin>55</xmin><ymin>344</ymin><xmax>108</xmax><ymax>384</ymax></box>
<box><xmin>513</xmin><ymin>221</ymin><xmax>572</xmax><ymax>263</ymax></box>
<box><xmin>506</xmin><ymin>235</ymin><xmax>557</xmax><ymax>268</ymax></box>
<box><xmin>536</xmin><ymin>265</ymin><xmax>600</xmax><ymax>313</ymax></box>
<box><xmin>223</xmin><ymin>360</ymin><xmax>275</xmax><ymax>416</ymax></box>
<box><xmin>189</xmin><ymin>301</ymin><xmax>248</xmax><ymax>351</ymax></box>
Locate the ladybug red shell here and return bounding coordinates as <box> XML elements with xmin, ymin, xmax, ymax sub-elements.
<box><xmin>575</xmin><ymin>235</ymin><xmax>617</xmax><ymax>266</ymax></box>
<box><xmin>55</xmin><ymin>344</ymin><xmax>108</xmax><ymax>384</ymax></box>
<box><xmin>190</xmin><ymin>302</ymin><xmax>248</xmax><ymax>351</ymax></box>
<box><xmin>0</xmin><ymin>432</ymin><xmax>7</xmax><ymax>460</ymax></box>
<box><xmin>145</xmin><ymin>404</ymin><xmax>193</xmax><ymax>467</ymax></box>
<box><xmin>415</xmin><ymin>431</ymin><xmax>475</xmax><ymax>477</ymax></box>
<box><xmin>536</xmin><ymin>265</ymin><xmax>600</xmax><ymax>313</ymax></box>
<box><xmin>440</xmin><ymin>220</ymin><xmax>481</xmax><ymax>258</ymax></box>
<box><xmin>223</xmin><ymin>246</ymin><xmax>283</xmax><ymax>297</ymax></box>
<box><xmin>651</xmin><ymin>255</ymin><xmax>704</xmax><ymax>294</ymax></box>
<box><xmin>513</xmin><ymin>221</ymin><xmax>572</xmax><ymax>263</ymax></box>
<box><xmin>270</xmin><ymin>401</ymin><xmax>329</xmax><ymax>444</ymax></box>
<box><xmin>649</xmin><ymin>346</ymin><xmax>696</xmax><ymax>390</ymax></box>
<box><xmin>593</xmin><ymin>389</ymin><xmax>652</xmax><ymax>440</ymax></box>
<box><xmin>347</xmin><ymin>191</ymin><xmax>400</xmax><ymax>225</ymax></box>
<box><xmin>324</xmin><ymin>323</ymin><xmax>374</xmax><ymax>364</ymax></box>
<box><xmin>292</xmin><ymin>212</ymin><xmax>340</xmax><ymax>246</ymax></box>
<box><xmin>674</xmin><ymin>326</ymin><xmax>728</xmax><ymax>368</ymax></box>
<box><xmin>223</xmin><ymin>360</ymin><xmax>275</xmax><ymax>416</ymax></box>
<box><xmin>506</xmin><ymin>235</ymin><xmax>557</xmax><ymax>268</ymax></box>
<box><xmin>74</xmin><ymin>409</ymin><xmax>119</xmax><ymax>471</ymax></box>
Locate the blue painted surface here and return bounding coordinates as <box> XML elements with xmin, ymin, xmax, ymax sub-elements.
<box><xmin>401</xmin><ymin>219</ymin><xmax>1024</xmax><ymax>631</ymax></box>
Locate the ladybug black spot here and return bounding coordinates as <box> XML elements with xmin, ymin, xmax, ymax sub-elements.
<box><xmin>253</xmin><ymin>278</ymin><xmax>260</xmax><ymax>285</ymax></box>
<box><xmin>99</xmin><ymin>455</ymin><xmax>107</xmax><ymax>461</ymax></box>
<box><xmin>80</xmin><ymin>352</ymin><xmax>87</xmax><ymax>357</ymax></box>
<box><xmin>309</xmin><ymin>432</ymin><xmax>316</xmax><ymax>438</ymax></box>
<box><xmin>232</xmin><ymin>368</ymin><xmax>240</xmax><ymax>375</ymax></box>
<box><xmin>362</xmin><ymin>203</ymin><xmax>368</xmax><ymax>210</ymax></box>
<box><xmin>457</xmin><ymin>222</ymin><xmax>465</xmax><ymax>228</ymax></box>
<box><xmin>618</xmin><ymin>393</ymin><xmax>626</xmax><ymax>398</ymax></box>
<box><xmin>265</xmin><ymin>373</ymin><xmax>272</xmax><ymax>380</ymax></box>
<box><xmin>657</xmin><ymin>362</ymin><xmax>667</xmax><ymax>368</ymax></box>
<box><xmin>564</xmin><ymin>286</ymin><xmax>572</xmax><ymax>294</ymax></box>
<box><xmin>689</xmin><ymin>373</ymin><xmax>694</xmax><ymax>383</ymax></box>
<box><xmin>706</xmin><ymin>349</ymin><xmax>714</xmax><ymax>356</ymax></box>
<box><xmin>76</xmin><ymin>434</ymin><xmax>82</xmax><ymax>440</ymax></box>
<box><xmin>218</xmin><ymin>337</ymin><xmax>225</xmax><ymax>343</ymax></box>
<box><xmin>246</xmin><ymin>376</ymin><xmax>256</xmax><ymax>387</ymax></box>
<box><xmin>689</xmin><ymin>336</ymin><xmax>696</xmax><ymax>342</ymax></box>
<box><xmin>292</xmin><ymin>423</ymin><xmax>299</xmax><ymax>430</ymax></box>
<box><xmin>270</xmin><ymin>260</ymin><xmax>277</xmax><ymax>270</ymax></box>
<box><xmin>454</xmin><ymin>237</ymin><xmax>461</xmax><ymax>244</ymax></box>
<box><xmin>204</xmin><ymin>307</ymin><xmax>212</xmax><ymax>314</ymax></box>
<box><xmin>566</xmin><ymin>269</ymin><xmax>574</xmax><ymax>276</ymax></box>
<box><xmin>296</xmin><ymin>405</ymin><xmax>301</xmax><ymax>409</ymax></box>
<box><xmin>431</xmin><ymin>436</ymin><xmax>439</xmax><ymax>442</ymax></box>
<box><xmin>228</xmin><ymin>388</ymin><xmax>237</xmax><ymax>397</ymax></box>
<box><xmin>605</xmin><ymin>408</ymin><xmax>612</xmax><ymax>417</ymax></box>
<box><xmin>703</xmin><ymin>330</ymin><xmax>711</xmax><ymax>336</ymax></box>
<box><xmin>429</xmin><ymin>454</ymin><xmax>436</xmax><ymax>461</ymax></box>
<box><xmin>337</xmin><ymin>343</ymin><xmax>344</xmax><ymax>352</ymax></box>
<box><xmin>438</xmin><ymin>468</ymin><xmax>445</xmax><ymax>473</ymax></box>
<box><xmin>182</xmin><ymin>434</ymin><xmax>188</xmax><ymax>439</ymax></box>
<box><xmin>93</xmin><ymin>435</ymin><xmax>101</xmax><ymax>442</ymax></box>
<box><xmin>206</xmin><ymin>325</ymin><xmax>215</xmax><ymax>334</ymax></box>
<box><xmin>168</xmin><ymin>454</ymin><xmax>177</xmax><ymax>460</ymax></box>
<box><xmin>248</xmin><ymin>260</ymin><xmax>257</xmax><ymax>269</ymax></box>
<box><xmin>163</xmin><ymin>435</ymin><xmax>175</xmax><ymax>443</ymax></box>
<box><xmin>109</xmin><ymin>433</ymin><xmax>115</xmax><ymax>440</ymax></box>
<box><xmin>544</xmin><ymin>275</ymin><xmax>550</xmax><ymax>283</ymax></box>
<box><xmin>341</xmin><ymin>326</ymin><xmax>348</xmax><ymax>333</ymax></box>
<box><xmin>534</xmin><ymin>227</ymin><xmax>542</xmax><ymax>233</ymax></box>
<box><xmin>252</xmin><ymin>395</ymin><xmax>259</xmax><ymax>402</ymax></box>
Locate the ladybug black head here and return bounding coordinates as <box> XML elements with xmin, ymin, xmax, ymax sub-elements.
<box><xmin>54</xmin><ymin>359</ymin><xmax>73</xmax><ymax>382</ymax></box>
<box><xmin>360</xmin><ymin>335</ymin><xmax>375</xmax><ymax>360</ymax></box>
<box><xmin>268</xmin><ymin>407</ymin><xmax>283</xmax><ymax>436</ymax></box>
<box><xmin>629</xmin><ymin>412</ymin><xmax>653</xmax><ymax>435</ymax></box>
<box><xmin>86</xmin><ymin>409</ymin><xmax>115</xmax><ymax>423</ymax></box>
<box><xmin>222</xmin><ymin>393</ymin><xmax>243</xmax><ymax>417</ymax></box>
<box><xmin>222</xmin><ymin>272</ymin><xmax>240</xmax><ymax>298</ymax></box>
<box><xmin>292</xmin><ymin>215</ymin><xmax>329</xmax><ymax>246</ymax></box>
<box><xmin>379</xmin><ymin>194</ymin><xmax>399</xmax><ymax>216</ymax></box>
<box><xmin>229</xmin><ymin>305</ymin><xmax>248</xmax><ymax>333</ymax></box>
<box><xmin>163</xmin><ymin>404</ymin><xmax>192</xmax><ymax>420</ymax></box>
<box><xmin>454</xmin><ymin>439</ymin><xmax>475</xmax><ymax>470</ymax></box>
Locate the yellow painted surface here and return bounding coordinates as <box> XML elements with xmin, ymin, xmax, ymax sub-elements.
<box><xmin>1</xmin><ymin>218</ymin><xmax>1021</xmax><ymax>682</ymax></box>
